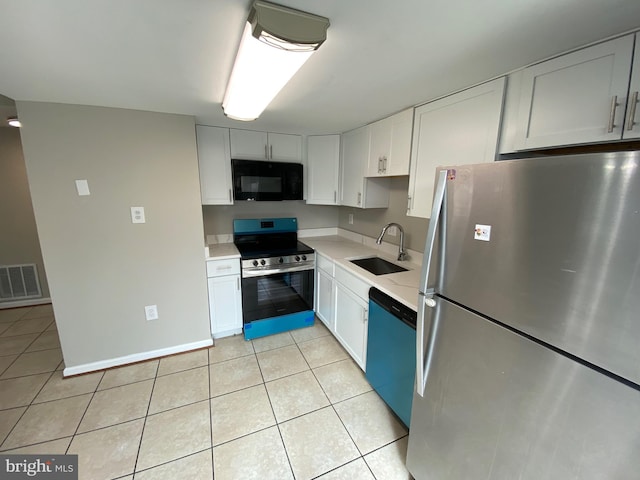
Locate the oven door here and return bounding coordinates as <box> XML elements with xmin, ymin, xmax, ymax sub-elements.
<box><xmin>241</xmin><ymin>267</ymin><xmax>314</xmax><ymax>323</ymax></box>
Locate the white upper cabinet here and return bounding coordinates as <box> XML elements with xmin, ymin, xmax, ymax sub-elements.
<box><xmin>230</xmin><ymin>129</ymin><xmax>302</xmax><ymax>162</ymax></box>
<box><xmin>307</xmin><ymin>135</ymin><xmax>340</xmax><ymax>205</ymax></box>
<box><xmin>366</xmin><ymin>108</ymin><xmax>414</xmax><ymax>177</ymax></box>
<box><xmin>514</xmin><ymin>34</ymin><xmax>635</xmax><ymax>149</ymax></box>
<box><xmin>196</xmin><ymin>125</ymin><xmax>233</xmax><ymax>205</ymax></box>
<box><xmin>625</xmin><ymin>33</ymin><xmax>640</xmax><ymax>140</ymax></box>
<box><xmin>341</xmin><ymin>125</ymin><xmax>389</xmax><ymax>208</ymax></box>
<box><xmin>408</xmin><ymin>77</ymin><xmax>505</xmax><ymax>219</ymax></box>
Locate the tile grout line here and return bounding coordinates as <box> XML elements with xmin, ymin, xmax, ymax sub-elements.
<box><xmin>63</xmin><ymin>370</ymin><xmax>105</xmax><ymax>455</ymax></box>
<box><xmin>259</xmin><ymin>351</ymin><xmax>297</xmax><ymax>480</ymax></box>
<box><xmin>208</xmin><ymin>344</ymin><xmax>215</xmax><ymax>476</ymax></box>
<box><xmin>131</xmin><ymin>358</ymin><xmax>160</xmax><ymax>476</ymax></box>
<box><xmin>0</xmin><ymin>345</ymin><xmax>61</xmax><ymax>451</ymax></box>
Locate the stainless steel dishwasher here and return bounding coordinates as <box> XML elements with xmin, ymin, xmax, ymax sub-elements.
<box><xmin>365</xmin><ymin>287</ymin><xmax>417</xmax><ymax>427</ymax></box>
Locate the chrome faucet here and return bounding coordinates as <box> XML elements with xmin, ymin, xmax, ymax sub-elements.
<box><xmin>376</xmin><ymin>223</ymin><xmax>407</xmax><ymax>261</ymax></box>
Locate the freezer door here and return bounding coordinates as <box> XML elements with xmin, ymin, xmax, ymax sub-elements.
<box><xmin>406</xmin><ymin>297</ymin><xmax>640</xmax><ymax>480</ymax></box>
<box><xmin>438</xmin><ymin>152</ymin><xmax>640</xmax><ymax>385</ymax></box>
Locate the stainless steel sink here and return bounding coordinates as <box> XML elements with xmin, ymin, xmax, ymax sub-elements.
<box><xmin>349</xmin><ymin>256</ymin><xmax>408</xmax><ymax>275</ymax></box>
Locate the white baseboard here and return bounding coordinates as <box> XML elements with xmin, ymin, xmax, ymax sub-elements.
<box><xmin>63</xmin><ymin>338</ymin><xmax>214</xmax><ymax>377</ymax></box>
<box><xmin>0</xmin><ymin>297</ymin><xmax>52</xmax><ymax>309</ymax></box>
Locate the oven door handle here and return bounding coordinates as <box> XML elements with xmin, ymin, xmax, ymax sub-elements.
<box><xmin>242</xmin><ymin>263</ymin><xmax>315</xmax><ymax>278</ymax></box>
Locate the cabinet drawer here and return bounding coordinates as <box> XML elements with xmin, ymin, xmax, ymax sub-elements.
<box><xmin>317</xmin><ymin>253</ymin><xmax>334</xmax><ymax>276</ymax></box>
<box><xmin>206</xmin><ymin>258</ymin><xmax>240</xmax><ymax>277</ymax></box>
<box><xmin>335</xmin><ymin>265</ymin><xmax>371</xmax><ymax>300</ymax></box>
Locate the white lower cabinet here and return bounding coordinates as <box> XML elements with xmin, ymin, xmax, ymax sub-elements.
<box><xmin>316</xmin><ymin>268</ymin><xmax>335</xmax><ymax>330</ymax></box>
<box><xmin>333</xmin><ymin>265</ymin><xmax>370</xmax><ymax>371</ymax></box>
<box><xmin>206</xmin><ymin>258</ymin><xmax>242</xmax><ymax>339</ymax></box>
<box><xmin>334</xmin><ymin>282</ymin><xmax>368</xmax><ymax>370</ymax></box>
<box><xmin>314</xmin><ymin>258</ymin><xmax>370</xmax><ymax>370</ymax></box>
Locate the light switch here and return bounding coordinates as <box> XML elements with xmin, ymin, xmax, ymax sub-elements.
<box><xmin>75</xmin><ymin>179</ymin><xmax>90</xmax><ymax>196</ymax></box>
<box><xmin>131</xmin><ymin>207</ymin><xmax>146</xmax><ymax>224</ymax></box>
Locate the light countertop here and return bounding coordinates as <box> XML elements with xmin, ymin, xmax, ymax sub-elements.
<box><xmin>205</xmin><ymin>243</ymin><xmax>240</xmax><ymax>260</ymax></box>
<box><xmin>205</xmin><ymin>234</ymin><xmax>422</xmax><ymax>311</ymax></box>
<box><xmin>302</xmin><ymin>235</ymin><xmax>421</xmax><ymax>311</ymax></box>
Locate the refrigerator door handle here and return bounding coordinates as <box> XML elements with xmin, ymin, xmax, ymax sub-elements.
<box><xmin>419</xmin><ymin>169</ymin><xmax>447</xmax><ymax>294</ymax></box>
<box><xmin>419</xmin><ymin>170</ymin><xmax>447</xmax><ymax>293</ymax></box>
<box><xmin>416</xmin><ymin>169</ymin><xmax>447</xmax><ymax>397</ymax></box>
<box><xmin>416</xmin><ymin>292</ymin><xmax>440</xmax><ymax>397</ymax></box>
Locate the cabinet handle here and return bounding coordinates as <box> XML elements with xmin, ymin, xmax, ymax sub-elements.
<box><xmin>363</xmin><ymin>308</ymin><xmax>368</xmax><ymax>323</ymax></box>
<box><xmin>269</xmin><ymin>144</ymin><xmax>273</xmax><ymax>159</ymax></box>
<box><xmin>383</xmin><ymin>156</ymin><xmax>387</xmax><ymax>173</ymax></box>
<box><xmin>264</xmin><ymin>144</ymin><xmax>268</xmax><ymax>159</ymax></box>
<box><xmin>407</xmin><ymin>195</ymin><xmax>412</xmax><ymax>213</ymax></box>
<box><xmin>607</xmin><ymin>95</ymin><xmax>619</xmax><ymax>133</ymax></box>
<box><xmin>627</xmin><ymin>91</ymin><xmax>638</xmax><ymax>131</ymax></box>
<box><xmin>228</xmin><ymin>189</ymin><xmax>232</xmax><ymax>202</ymax></box>
<box><xmin>334</xmin><ymin>190</ymin><xmax>337</xmax><ymax>203</ymax></box>
<box><xmin>357</xmin><ymin>192</ymin><xmax>361</xmax><ymax>205</ymax></box>
<box><xmin>377</xmin><ymin>157</ymin><xmax>382</xmax><ymax>174</ymax></box>
<box><xmin>237</xmin><ymin>277</ymin><xmax>240</xmax><ymax>290</ymax></box>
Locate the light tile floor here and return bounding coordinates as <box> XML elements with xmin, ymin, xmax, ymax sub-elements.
<box><xmin>0</xmin><ymin>305</ymin><xmax>412</xmax><ymax>479</ymax></box>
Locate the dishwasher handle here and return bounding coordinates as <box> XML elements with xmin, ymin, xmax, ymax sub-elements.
<box><xmin>369</xmin><ymin>287</ymin><xmax>417</xmax><ymax>329</ymax></box>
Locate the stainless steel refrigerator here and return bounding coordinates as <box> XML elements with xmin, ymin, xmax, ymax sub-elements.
<box><xmin>407</xmin><ymin>152</ymin><xmax>640</xmax><ymax>479</ymax></box>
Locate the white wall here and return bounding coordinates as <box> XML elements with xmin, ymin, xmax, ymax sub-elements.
<box><xmin>17</xmin><ymin>102</ymin><xmax>211</xmax><ymax>372</ymax></box>
<box><xmin>338</xmin><ymin>177</ymin><xmax>429</xmax><ymax>252</ymax></box>
<box><xmin>202</xmin><ymin>201</ymin><xmax>339</xmax><ymax>238</ymax></box>
<box><xmin>0</xmin><ymin>127</ymin><xmax>49</xmax><ymax>299</ymax></box>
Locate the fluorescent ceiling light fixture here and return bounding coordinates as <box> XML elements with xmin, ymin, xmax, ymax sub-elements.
<box><xmin>222</xmin><ymin>0</ymin><xmax>329</xmax><ymax>121</ymax></box>
<box><xmin>7</xmin><ymin>116</ymin><xmax>21</xmax><ymax>128</ymax></box>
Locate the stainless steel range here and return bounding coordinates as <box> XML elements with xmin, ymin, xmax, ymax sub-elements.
<box><xmin>233</xmin><ymin>218</ymin><xmax>315</xmax><ymax>340</ymax></box>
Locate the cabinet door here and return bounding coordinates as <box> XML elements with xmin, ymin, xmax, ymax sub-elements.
<box><xmin>307</xmin><ymin>135</ymin><xmax>340</xmax><ymax>205</ymax></box>
<box><xmin>387</xmin><ymin>108</ymin><xmax>414</xmax><ymax>176</ymax></box>
<box><xmin>408</xmin><ymin>77</ymin><xmax>505</xmax><ymax>218</ymax></box>
<box><xmin>334</xmin><ymin>282</ymin><xmax>368</xmax><ymax>370</ymax></box>
<box><xmin>316</xmin><ymin>268</ymin><xmax>335</xmax><ymax>331</ymax></box>
<box><xmin>515</xmin><ymin>35</ymin><xmax>634</xmax><ymax>149</ymax></box>
<box><xmin>268</xmin><ymin>133</ymin><xmax>302</xmax><ymax>162</ymax></box>
<box><xmin>230</xmin><ymin>129</ymin><xmax>268</xmax><ymax>160</ymax></box>
<box><xmin>340</xmin><ymin>126</ymin><xmax>368</xmax><ymax>207</ymax></box>
<box><xmin>208</xmin><ymin>275</ymin><xmax>243</xmax><ymax>338</ymax></box>
<box><xmin>367</xmin><ymin>117</ymin><xmax>391</xmax><ymax>176</ymax></box>
<box><xmin>366</xmin><ymin>108</ymin><xmax>413</xmax><ymax>176</ymax></box>
<box><xmin>623</xmin><ymin>33</ymin><xmax>640</xmax><ymax>140</ymax></box>
<box><xmin>196</xmin><ymin>126</ymin><xmax>233</xmax><ymax>205</ymax></box>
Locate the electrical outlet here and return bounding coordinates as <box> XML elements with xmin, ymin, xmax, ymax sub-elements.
<box><xmin>348</xmin><ymin>214</ymin><xmax>354</xmax><ymax>225</ymax></box>
<box><xmin>145</xmin><ymin>305</ymin><xmax>158</xmax><ymax>321</ymax></box>
<box><xmin>387</xmin><ymin>226</ymin><xmax>397</xmax><ymax>236</ymax></box>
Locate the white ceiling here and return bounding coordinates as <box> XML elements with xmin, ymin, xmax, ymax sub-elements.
<box><xmin>1</xmin><ymin>0</ymin><xmax>639</xmax><ymax>134</ymax></box>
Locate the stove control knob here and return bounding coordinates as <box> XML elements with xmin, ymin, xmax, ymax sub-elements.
<box><xmin>301</xmin><ymin>255</ymin><xmax>307</xmax><ymax>261</ymax></box>
<box><xmin>260</xmin><ymin>259</ymin><xmax>266</xmax><ymax>266</ymax></box>
<box><xmin>279</xmin><ymin>257</ymin><xmax>284</xmax><ymax>264</ymax></box>
<box><xmin>295</xmin><ymin>256</ymin><xmax>300</xmax><ymax>261</ymax></box>
<box><xmin>252</xmin><ymin>260</ymin><xmax>258</xmax><ymax>267</ymax></box>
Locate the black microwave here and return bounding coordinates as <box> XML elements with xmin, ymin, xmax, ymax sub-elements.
<box><xmin>231</xmin><ymin>159</ymin><xmax>303</xmax><ymax>201</ymax></box>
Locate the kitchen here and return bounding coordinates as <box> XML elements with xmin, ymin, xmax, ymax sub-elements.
<box><xmin>1</xmin><ymin>0</ymin><xmax>640</xmax><ymax>478</ymax></box>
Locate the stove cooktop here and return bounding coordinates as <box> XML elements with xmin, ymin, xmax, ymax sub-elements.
<box><xmin>235</xmin><ymin>240</ymin><xmax>314</xmax><ymax>260</ymax></box>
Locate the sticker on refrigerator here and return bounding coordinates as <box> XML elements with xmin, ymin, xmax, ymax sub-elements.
<box><xmin>474</xmin><ymin>224</ymin><xmax>491</xmax><ymax>241</ymax></box>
